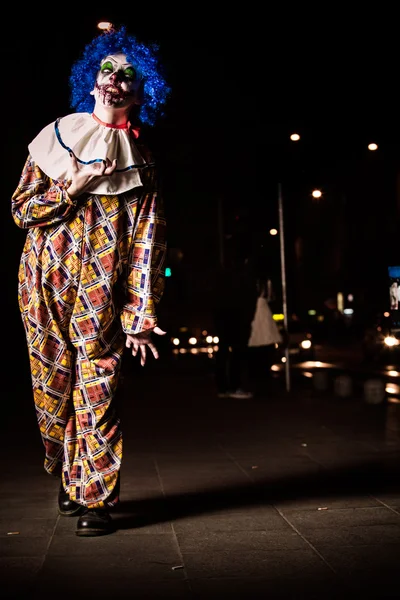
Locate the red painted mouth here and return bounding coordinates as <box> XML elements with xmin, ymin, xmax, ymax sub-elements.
<box><xmin>95</xmin><ymin>83</ymin><xmax>133</xmax><ymax>99</ymax></box>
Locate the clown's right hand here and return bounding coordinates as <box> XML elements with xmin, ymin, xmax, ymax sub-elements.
<box><xmin>66</xmin><ymin>153</ymin><xmax>118</xmax><ymax>198</ymax></box>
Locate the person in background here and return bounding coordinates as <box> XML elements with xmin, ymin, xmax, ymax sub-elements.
<box><xmin>11</xmin><ymin>26</ymin><xmax>170</xmax><ymax>536</ymax></box>
<box><xmin>248</xmin><ymin>277</ymin><xmax>282</xmax><ymax>389</ymax></box>
<box><xmin>213</xmin><ymin>248</ymin><xmax>258</xmax><ymax>399</ymax></box>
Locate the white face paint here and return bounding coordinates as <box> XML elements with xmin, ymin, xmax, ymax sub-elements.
<box><xmin>92</xmin><ymin>53</ymin><xmax>143</xmax><ymax>109</ymax></box>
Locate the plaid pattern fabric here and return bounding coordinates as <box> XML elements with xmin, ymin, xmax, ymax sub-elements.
<box><xmin>12</xmin><ymin>153</ymin><xmax>166</xmax><ymax>508</ymax></box>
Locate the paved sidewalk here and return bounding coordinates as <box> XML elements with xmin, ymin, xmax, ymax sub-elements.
<box><xmin>1</xmin><ymin>357</ymin><xmax>399</xmax><ymax>599</ymax></box>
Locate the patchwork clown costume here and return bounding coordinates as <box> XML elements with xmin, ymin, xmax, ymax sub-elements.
<box><xmin>11</xmin><ymin>113</ymin><xmax>166</xmax><ymax>509</ymax></box>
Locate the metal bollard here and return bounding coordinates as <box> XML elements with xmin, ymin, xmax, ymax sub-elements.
<box><xmin>334</xmin><ymin>374</ymin><xmax>353</xmax><ymax>398</ymax></box>
<box><xmin>364</xmin><ymin>378</ymin><xmax>385</xmax><ymax>405</ymax></box>
<box><xmin>313</xmin><ymin>370</ymin><xmax>329</xmax><ymax>392</ymax></box>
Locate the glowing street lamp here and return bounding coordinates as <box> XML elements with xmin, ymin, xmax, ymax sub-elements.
<box><xmin>368</xmin><ymin>142</ymin><xmax>378</xmax><ymax>151</ymax></box>
<box><xmin>269</xmin><ymin>228</ymin><xmax>278</xmax><ymax>236</ymax></box>
<box><xmin>97</xmin><ymin>21</ymin><xmax>113</xmax><ymax>31</ymax></box>
<box><xmin>311</xmin><ymin>189</ymin><xmax>322</xmax><ymax>199</ymax></box>
<box><xmin>290</xmin><ymin>133</ymin><xmax>300</xmax><ymax>141</ymax></box>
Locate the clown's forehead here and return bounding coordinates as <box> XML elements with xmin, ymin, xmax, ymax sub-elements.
<box><xmin>100</xmin><ymin>54</ymin><xmax>132</xmax><ymax>68</ymax></box>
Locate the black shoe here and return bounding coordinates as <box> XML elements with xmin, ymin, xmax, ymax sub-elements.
<box><xmin>58</xmin><ymin>483</ymin><xmax>84</xmax><ymax>517</ymax></box>
<box><xmin>76</xmin><ymin>509</ymin><xmax>114</xmax><ymax>537</ymax></box>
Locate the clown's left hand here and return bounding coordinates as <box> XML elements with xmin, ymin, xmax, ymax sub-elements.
<box><xmin>125</xmin><ymin>326</ymin><xmax>167</xmax><ymax>366</ymax></box>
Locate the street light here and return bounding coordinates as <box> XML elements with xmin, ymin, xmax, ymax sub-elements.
<box><xmin>311</xmin><ymin>189</ymin><xmax>322</xmax><ymax>199</ymax></box>
<box><xmin>269</xmin><ymin>228</ymin><xmax>278</xmax><ymax>236</ymax></box>
<box><xmin>368</xmin><ymin>143</ymin><xmax>378</xmax><ymax>151</ymax></box>
<box><xmin>290</xmin><ymin>133</ymin><xmax>300</xmax><ymax>141</ymax></box>
<box><xmin>97</xmin><ymin>21</ymin><xmax>113</xmax><ymax>31</ymax></box>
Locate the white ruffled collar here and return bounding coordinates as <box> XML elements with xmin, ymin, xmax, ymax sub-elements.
<box><xmin>28</xmin><ymin>112</ymin><xmax>150</xmax><ymax>195</ymax></box>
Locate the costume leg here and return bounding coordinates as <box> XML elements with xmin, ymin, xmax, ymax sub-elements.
<box><xmin>63</xmin><ymin>326</ymin><xmax>125</xmax><ymax>509</ymax></box>
<box><xmin>19</xmin><ymin>282</ymin><xmax>74</xmax><ymax>477</ymax></box>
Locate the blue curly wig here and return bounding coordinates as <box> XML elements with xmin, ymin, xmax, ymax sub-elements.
<box><xmin>69</xmin><ymin>26</ymin><xmax>171</xmax><ymax>126</ymax></box>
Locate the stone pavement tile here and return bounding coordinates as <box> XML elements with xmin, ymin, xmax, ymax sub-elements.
<box><xmin>0</xmin><ymin>557</ymin><xmax>43</xmax><ymax>600</ymax></box>
<box><xmin>176</xmin><ymin>530</ymin><xmax>308</xmax><ymax>553</ymax></box>
<box><xmin>0</xmin><ymin>503</ymin><xmax>57</xmax><ymax>520</ymax></box>
<box><xmin>119</xmin><ymin>477</ymin><xmax>163</xmax><ymax>493</ymax></box>
<box><xmin>278</xmin><ymin>506</ymin><xmax>400</xmax><ymax>530</ymax></box>
<box><xmin>156</xmin><ymin>461</ymin><xmax>244</xmax><ymax>475</ymax></box>
<box><xmin>154</xmin><ymin>452</ymin><xmax>233</xmax><ymax>465</ymax></box>
<box><xmin>369</xmin><ymin>490</ymin><xmax>400</xmax><ymax>508</ymax></box>
<box><xmin>0</xmin><ymin>535</ymin><xmax>50</xmax><ymax>558</ymax></box>
<box><xmin>172</xmin><ymin>508</ymin><xmax>292</xmax><ymax>534</ymax></box>
<box><xmin>0</xmin><ymin>517</ymin><xmax>56</xmax><ymax>537</ymax></box>
<box><xmin>0</xmin><ymin>517</ymin><xmax>56</xmax><ymax>559</ymax></box>
<box><xmin>320</xmin><ymin>544</ymin><xmax>400</xmax><ymax>597</ymax></box>
<box><xmin>299</xmin><ymin>523</ymin><xmax>400</xmax><ymax>548</ymax></box>
<box><xmin>3</xmin><ymin>472</ymin><xmax>58</xmax><ymax>494</ymax></box>
<box><xmin>273</xmin><ymin>494</ymin><xmax>383</xmax><ymax>510</ymax></box>
<box><xmin>301</xmin><ymin>441</ymin><xmax>382</xmax><ymax>468</ymax></box>
<box><xmin>181</xmin><ymin>547</ymin><xmax>333</xmax><ymax>579</ymax></box>
<box><xmin>35</xmin><ymin>553</ymin><xmax>187</xmax><ymax>592</ymax></box>
<box><xmin>189</xmin><ymin>573</ymin><xmax>346</xmax><ymax>599</ymax></box>
<box><xmin>0</xmin><ymin>489</ymin><xmax>58</xmax><ymax>505</ymax></box>
<box><xmin>46</xmin><ymin>533</ymin><xmax>183</xmax><ymax>576</ymax></box>
<box><xmin>160</xmin><ymin>475</ymin><xmax>249</xmax><ymax>494</ymax></box>
<box><xmin>239</xmin><ymin>464</ymin><xmax>324</xmax><ymax>484</ymax></box>
<box><xmin>33</xmin><ymin>573</ymin><xmax>192</xmax><ymax>600</ymax></box>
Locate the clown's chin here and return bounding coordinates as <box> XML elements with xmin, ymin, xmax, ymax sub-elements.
<box><xmin>101</xmin><ymin>93</ymin><xmax>124</xmax><ymax>107</ymax></box>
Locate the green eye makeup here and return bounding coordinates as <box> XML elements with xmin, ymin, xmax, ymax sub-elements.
<box><xmin>101</xmin><ymin>61</ymin><xmax>113</xmax><ymax>73</ymax></box>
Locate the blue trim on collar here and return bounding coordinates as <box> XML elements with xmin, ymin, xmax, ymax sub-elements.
<box><xmin>54</xmin><ymin>118</ymin><xmax>153</xmax><ymax>172</ymax></box>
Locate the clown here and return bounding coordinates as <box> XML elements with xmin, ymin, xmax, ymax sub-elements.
<box><xmin>11</xmin><ymin>26</ymin><xmax>170</xmax><ymax>536</ymax></box>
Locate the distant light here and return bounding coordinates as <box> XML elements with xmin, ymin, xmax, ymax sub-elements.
<box><xmin>387</xmin><ymin>370</ymin><xmax>399</xmax><ymax>377</ymax></box>
<box><xmin>269</xmin><ymin>228</ymin><xmax>278</xmax><ymax>236</ymax></box>
<box><xmin>300</xmin><ymin>340</ymin><xmax>312</xmax><ymax>349</ymax></box>
<box><xmin>303</xmin><ymin>371</ymin><xmax>313</xmax><ymax>379</ymax></box>
<box><xmin>386</xmin><ymin>383</ymin><xmax>400</xmax><ymax>395</ymax></box>
<box><xmin>337</xmin><ymin>292</ymin><xmax>344</xmax><ymax>313</ymax></box>
<box><xmin>190</xmin><ymin>348</ymin><xmax>199</xmax><ymax>354</ymax></box>
<box><xmin>311</xmin><ymin>189</ymin><xmax>322</xmax><ymax>198</ymax></box>
<box><xmin>202</xmin><ymin>330</ymin><xmax>208</xmax><ymax>336</ymax></box>
<box><xmin>384</xmin><ymin>336</ymin><xmax>399</xmax><ymax>347</ymax></box>
<box><xmin>97</xmin><ymin>21</ymin><xmax>113</xmax><ymax>30</ymax></box>
<box><xmin>383</xmin><ymin>311</ymin><xmax>390</xmax><ymax>318</ymax></box>
<box><xmin>188</xmin><ymin>337</ymin><xmax>197</xmax><ymax>345</ymax></box>
<box><xmin>368</xmin><ymin>143</ymin><xmax>378</xmax><ymax>151</ymax></box>
<box><xmin>317</xmin><ymin>315</ymin><xmax>324</xmax><ymax>321</ymax></box>
<box><xmin>343</xmin><ymin>308</ymin><xmax>354</xmax><ymax>315</ymax></box>
<box><xmin>347</xmin><ymin>294</ymin><xmax>354</xmax><ymax>302</ymax></box>
<box><xmin>273</xmin><ymin>313</ymin><xmax>284</xmax><ymax>321</ymax></box>
<box><xmin>165</xmin><ymin>267</ymin><xmax>172</xmax><ymax>277</ymax></box>
<box><xmin>206</xmin><ymin>335</ymin><xmax>213</xmax><ymax>343</ymax></box>
<box><xmin>308</xmin><ymin>309</ymin><xmax>317</xmax><ymax>316</ymax></box>
<box><xmin>297</xmin><ymin>361</ymin><xmax>335</xmax><ymax>369</ymax></box>
<box><xmin>213</xmin><ymin>336</ymin><xmax>219</xmax><ymax>344</ymax></box>
<box><xmin>290</xmin><ymin>133</ymin><xmax>300</xmax><ymax>141</ymax></box>
<box><xmin>172</xmin><ymin>338</ymin><xmax>180</xmax><ymax>346</ymax></box>
<box><xmin>387</xmin><ymin>395</ymin><xmax>400</xmax><ymax>404</ymax></box>
<box><xmin>281</xmin><ymin>357</ymin><xmax>287</xmax><ymax>363</ymax></box>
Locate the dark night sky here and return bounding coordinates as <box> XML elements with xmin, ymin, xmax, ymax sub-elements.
<box><xmin>3</xmin><ymin>11</ymin><xmax>400</xmax><ymax>325</ymax></box>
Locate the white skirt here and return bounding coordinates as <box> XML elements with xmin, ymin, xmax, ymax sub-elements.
<box><xmin>248</xmin><ymin>296</ymin><xmax>283</xmax><ymax>347</ymax></box>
